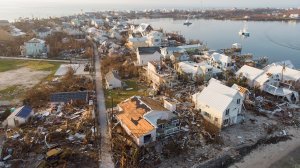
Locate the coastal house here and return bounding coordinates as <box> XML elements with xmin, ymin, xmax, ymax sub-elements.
<box><xmin>127</xmin><ymin>33</ymin><xmax>148</xmax><ymax>49</ymax></box>
<box><xmin>160</xmin><ymin>47</ymin><xmax>186</xmax><ymax>59</ymax></box>
<box><xmin>22</xmin><ymin>38</ymin><xmax>48</xmax><ymax>57</ymax></box>
<box><xmin>236</xmin><ymin>64</ymin><xmax>300</xmax><ymax>103</ymax></box>
<box><xmin>35</xmin><ymin>27</ymin><xmax>52</xmax><ymax>39</ymax></box>
<box><xmin>176</xmin><ymin>61</ymin><xmax>214</xmax><ymax>81</ymax></box>
<box><xmin>209</xmin><ymin>52</ymin><xmax>235</xmax><ymax>71</ymax></box>
<box><xmin>146</xmin><ymin>31</ymin><xmax>163</xmax><ymax>47</ymax></box>
<box><xmin>116</xmin><ymin>96</ymin><xmax>180</xmax><ymax>146</ymax></box>
<box><xmin>7</xmin><ymin>106</ymin><xmax>34</xmax><ymax>128</ymax></box>
<box><xmin>136</xmin><ymin>47</ymin><xmax>162</xmax><ymax>66</ymax></box>
<box><xmin>147</xmin><ymin>61</ymin><xmax>177</xmax><ymax>91</ymax></box>
<box><xmin>192</xmin><ymin>78</ymin><xmax>243</xmax><ymax>128</ymax></box>
<box><xmin>105</xmin><ymin>70</ymin><xmax>123</xmax><ymax>89</ymax></box>
<box><xmin>170</xmin><ymin>51</ymin><xmax>190</xmax><ymax>63</ymax></box>
<box><xmin>133</xmin><ymin>23</ymin><xmax>153</xmax><ymax>36</ymax></box>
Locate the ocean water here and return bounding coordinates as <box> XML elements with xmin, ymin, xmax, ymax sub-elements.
<box><xmin>131</xmin><ymin>18</ymin><xmax>300</xmax><ymax>68</ymax></box>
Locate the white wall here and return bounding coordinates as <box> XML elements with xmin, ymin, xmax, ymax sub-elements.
<box><xmin>25</xmin><ymin>42</ymin><xmax>46</xmax><ymax>56</ymax></box>
<box><xmin>137</xmin><ymin>51</ymin><xmax>162</xmax><ymax>66</ymax></box>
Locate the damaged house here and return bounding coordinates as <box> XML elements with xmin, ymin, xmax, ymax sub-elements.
<box><xmin>175</xmin><ymin>61</ymin><xmax>214</xmax><ymax>81</ymax></box>
<box><xmin>192</xmin><ymin>78</ymin><xmax>244</xmax><ymax>128</ymax></box>
<box><xmin>209</xmin><ymin>52</ymin><xmax>235</xmax><ymax>71</ymax></box>
<box><xmin>105</xmin><ymin>70</ymin><xmax>123</xmax><ymax>89</ymax></box>
<box><xmin>136</xmin><ymin>47</ymin><xmax>162</xmax><ymax>66</ymax></box>
<box><xmin>147</xmin><ymin>61</ymin><xmax>177</xmax><ymax>91</ymax></box>
<box><xmin>116</xmin><ymin>96</ymin><xmax>180</xmax><ymax>146</ymax></box>
<box><xmin>236</xmin><ymin>64</ymin><xmax>300</xmax><ymax>103</ymax></box>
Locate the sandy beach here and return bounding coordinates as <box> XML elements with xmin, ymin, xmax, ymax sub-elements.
<box><xmin>230</xmin><ymin>128</ymin><xmax>300</xmax><ymax>168</ymax></box>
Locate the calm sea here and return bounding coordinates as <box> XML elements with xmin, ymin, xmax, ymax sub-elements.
<box><xmin>131</xmin><ymin>18</ymin><xmax>300</xmax><ymax>68</ymax></box>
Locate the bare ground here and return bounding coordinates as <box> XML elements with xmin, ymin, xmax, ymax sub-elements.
<box><xmin>0</xmin><ymin>67</ymin><xmax>50</xmax><ymax>90</ymax></box>
<box><xmin>229</xmin><ymin>128</ymin><xmax>300</xmax><ymax>168</ymax></box>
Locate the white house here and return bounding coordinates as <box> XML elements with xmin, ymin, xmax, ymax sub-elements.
<box><xmin>170</xmin><ymin>52</ymin><xmax>190</xmax><ymax>63</ymax></box>
<box><xmin>147</xmin><ymin>61</ymin><xmax>177</xmax><ymax>90</ymax></box>
<box><xmin>105</xmin><ymin>70</ymin><xmax>122</xmax><ymax>89</ymax></box>
<box><xmin>236</xmin><ymin>65</ymin><xmax>265</xmax><ymax>88</ymax></box>
<box><xmin>116</xmin><ymin>96</ymin><xmax>179</xmax><ymax>146</ymax></box>
<box><xmin>133</xmin><ymin>23</ymin><xmax>153</xmax><ymax>36</ymax></box>
<box><xmin>35</xmin><ymin>27</ymin><xmax>52</xmax><ymax>39</ymax></box>
<box><xmin>289</xmin><ymin>14</ymin><xmax>299</xmax><ymax>19</ymax></box>
<box><xmin>176</xmin><ymin>61</ymin><xmax>214</xmax><ymax>81</ymax></box>
<box><xmin>160</xmin><ymin>47</ymin><xmax>186</xmax><ymax>59</ymax></box>
<box><xmin>146</xmin><ymin>31</ymin><xmax>163</xmax><ymax>47</ymax></box>
<box><xmin>7</xmin><ymin>106</ymin><xmax>33</xmax><ymax>128</ymax></box>
<box><xmin>22</xmin><ymin>38</ymin><xmax>48</xmax><ymax>57</ymax></box>
<box><xmin>192</xmin><ymin>78</ymin><xmax>243</xmax><ymax>128</ymax></box>
<box><xmin>210</xmin><ymin>52</ymin><xmax>235</xmax><ymax>71</ymax></box>
<box><xmin>136</xmin><ymin>47</ymin><xmax>162</xmax><ymax>66</ymax></box>
<box><xmin>236</xmin><ymin>64</ymin><xmax>300</xmax><ymax>103</ymax></box>
<box><xmin>127</xmin><ymin>33</ymin><xmax>148</xmax><ymax>49</ymax></box>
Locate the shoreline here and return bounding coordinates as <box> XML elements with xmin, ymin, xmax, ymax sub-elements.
<box><xmin>229</xmin><ymin>128</ymin><xmax>300</xmax><ymax>168</ymax></box>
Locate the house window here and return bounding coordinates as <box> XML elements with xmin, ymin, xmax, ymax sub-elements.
<box><xmin>224</xmin><ymin>119</ymin><xmax>229</xmax><ymax>125</ymax></box>
<box><xmin>144</xmin><ymin>134</ymin><xmax>152</xmax><ymax>144</ymax></box>
<box><xmin>237</xmin><ymin>99</ymin><xmax>241</xmax><ymax>104</ymax></box>
<box><xmin>225</xmin><ymin>109</ymin><xmax>230</xmax><ymax>116</ymax></box>
<box><xmin>204</xmin><ymin>112</ymin><xmax>211</xmax><ymax>118</ymax></box>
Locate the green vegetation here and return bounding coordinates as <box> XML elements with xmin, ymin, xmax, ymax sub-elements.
<box><xmin>0</xmin><ymin>59</ymin><xmax>61</xmax><ymax>73</ymax></box>
<box><xmin>0</xmin><ymin>85</ymin><xmax>24</xmax><ymax>101</ymax></box>
<box><xmin>104</xmin><ymin>79</ymin><xmax>147</xmax><ymax>108</ymax></box>
<box><xmin>0</xmin><ymin>59</ymin><xmax>63</xmax><ymax>101</ymax></box>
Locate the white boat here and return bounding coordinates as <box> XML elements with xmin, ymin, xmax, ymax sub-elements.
<box><xmin>184</xmin><ymin>15</ymin><xmax>192</xmax><ymax>26</ymax></box>
<box><xmin>239</xmin><ymin>23</ymin><xmax>250</xmax><ymax>37</ymax></box>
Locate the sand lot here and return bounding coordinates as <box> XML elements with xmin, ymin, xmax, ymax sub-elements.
<box><xmin>229</xmin><ymin>128</ymin><xmax>300</xmax><ymax>168</ymax></box>
<box><xmin>0</xmin><ymin>67</ymin><xmax>50</xmax><ymax>90</ymax></box>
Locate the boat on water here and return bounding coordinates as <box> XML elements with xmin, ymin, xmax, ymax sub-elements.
<box><xmin>239</xmin><ymin>23</ymin><xmax>250</xmax><ymax>37</ymax></box>
<box><xmin>183</xmin><ymin>15</ymin><xmax>192</xmax><ymax>26</ymax></box>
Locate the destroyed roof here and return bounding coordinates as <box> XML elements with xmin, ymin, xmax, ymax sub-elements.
<box><xmin>117</xmin><ymin>96</ymin><xmax>168</xmax><ymax>138</ymax></box>
<box><xmin>137</xmin><ymin>23</ymin><xmax>152</xmax><ymax>32</ymax></box>
<box><xmin>36</xmin><ymin>27</ymin><xmax>51</xmax><ymax>32</ymax></box>
<box><xmin>231</xmin><ymin>84</ymin><xmax>250</xmax><ymax>96</ymax></box>
<box><xmin>138</xmin><ymin>47</ymin><xmax>161</xmax><ymax>55</ymax></box>
<box><xmin>8</xmin><ymin>106</ymin><xmax>32</xmax><ymax>119</ymax></box>
<box><xmin>177</xmin><ymin>61</ymin><xmax>203</xmax><ymax>75</ymax></box>
<box><xmin>211</xmin><ymin>52</ymin><xmax>231</xmax><ymax>63</ymax></box>
<box><xmin>105</xmin><ymin>71</ymin><xmax>121</xmax><ymax>81</ymax></box>
<box><xmin>264</xmin><ymin>64</ymin><xmax>300</xmax><ymax>82</ymax></box>
<box><xmin>50</xmin><ymin>91</ymin><xmax>89</xmax><ymax>103</ymax></box>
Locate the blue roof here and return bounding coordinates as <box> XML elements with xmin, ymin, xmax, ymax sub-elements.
<box><xmin>15</xmin><ymin>106</ymin><xmax>32</xmax><ymax>118</ymax></box>
<box><xmin>50</xmin><ymin>91</ymin><xmax>89</xmax><ymax>103</ymax></box>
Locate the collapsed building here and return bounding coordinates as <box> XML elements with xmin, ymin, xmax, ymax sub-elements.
<box><xmin>236</xmin><ymin>64</ymin><xmax>300</xmax><ymax>103</ymax></box>
<box><xmin>116</xmin><ymin>96</ymin><xmax>180</xmax><ymax>146</ymax></box>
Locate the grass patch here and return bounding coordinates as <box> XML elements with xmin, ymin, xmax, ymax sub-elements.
<box><xmin>0</xmin><ymin>60</ymin><xmax>22</xmax><ymax>72</ymax></box>
<box><xmin>0</xmin><ymin>59</ymin><xmax>62</xmax><ymax>73</ymax></box>
<box><xmin>0</xmin><ymin>59</ymin><xmax>63</xmax><ymax>101</ymax></box>
<box><xmin>104</xmin><ymin>79</ymin><xmax>147</xmax><ymax>108</ymax></box>
<box><xmin>0</xmin><ymin>85</ymin><xmax>24</xmax><ymax>101</ymax></box>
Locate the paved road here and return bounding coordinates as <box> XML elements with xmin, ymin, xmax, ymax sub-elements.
<box><xmin>93</xmin><ymin>43</ymin><xmax>114</xmax><ymax>168</ymax></box>
<box><xmin>0</xmin><ymin>56</ymin><xmax>70</xmax><ymax>63</ymax></box>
